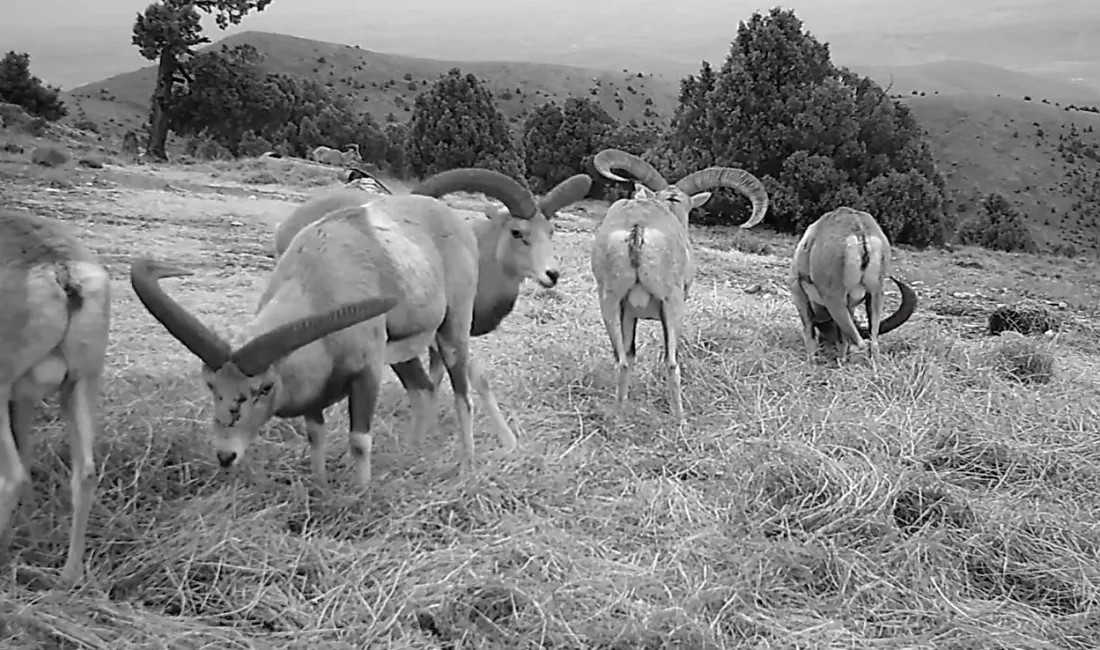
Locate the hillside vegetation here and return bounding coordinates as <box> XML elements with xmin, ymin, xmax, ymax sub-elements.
<box><xmin>45</xmin><ymin>23</ymin><xmax>1100</xmax><ymax>254</ymax></box>
<box><xmin>908</xmin><ymin>94</ymin><xmax>1100</xmax><ymax>252</ymax></box>
<box><xmin>855</xmin><ymin>60</ymin><xmax>1100</xmax><ymax>104</ymax></box>
<box><xmin>63</xmin><ymin>31</ymin><xmax>679</xmax><ymax>139</ymax></box>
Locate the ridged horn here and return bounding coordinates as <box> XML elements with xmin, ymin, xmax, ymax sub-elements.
<box><xmin>539</xmin><ymin>174</ymin><xmax>593</xmax><ymax>217</ymax></box>
<box><xmin>858</xmin><ymin>277</ymin><xmax>917</xmax><ymax>338</ymax></box>
<box><xmin>346</xmin><ymin>167</ymin><xmax>394</xmax><ymax>195</ymax></box>
<box><xmin>675</xmin><ymin>167</ymin><xmax>770</xmax><ymax>228</ymax></box>
<box><xmin>231</xmin><ymin>296</ymin><xmax>402</xmax><ymax>376</ymax></box>
<box><xmin>592</xmin><ymin>149</ymin><xmax>669</xmax><ymax>191</ymax></box>
<box><xmin>130</xmin><ymin>258</ymin><xmax>232</xmax><ymax>370</ymax></box>
<box><xmin>412</xmin><ymin>168</ymin><xmax>537</xmax><ymax>219</ymax></box>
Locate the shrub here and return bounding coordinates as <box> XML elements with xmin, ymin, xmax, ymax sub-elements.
<box><xmin>658</xmin><ymin>8</ymin><xmax>947</xmax><ymax>245</ymax></box>
<box><xmin>0</xmin><ymin>51</ymin><xmax>67</xmax><ymax>121</ymax></box>
<box><xmin>31</xmin><ymin>146</ymin><xmax>69</xmax><ymax>167</ymax></box>
<box><xmin>406</xmin><ymin>68</ymin><xmax>525</xmax><ymax>183</ymax></box>
<box><xmin>955</xmin><ymin>193</ymin><xmax>1038</xmax><ymax>253</ymax></box>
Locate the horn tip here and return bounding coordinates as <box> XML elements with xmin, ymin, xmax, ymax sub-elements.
<box><xmin>130</xmin><ymin>257</ymin><xmax>193</xmax><ymax>279</ymax></box>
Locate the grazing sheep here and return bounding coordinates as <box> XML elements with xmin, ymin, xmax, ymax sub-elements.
<box><xmin>0</xmin><ymin>210</ymin><xmax>111</xmax><ymax>586</ymax></box>
<box><xmin>132</xmin><ymin>168</ymin><xmax>546</xmax><ymax>485</ymax></box>
<box><xmin>272</xmin><ymin>172</ymin><xmax>592</xmax><ymax>451</ymax></box>
<box><xmin>789</xmin><ymin>207</ymin><xmax>917</xmax><ymax>362</ymax></box>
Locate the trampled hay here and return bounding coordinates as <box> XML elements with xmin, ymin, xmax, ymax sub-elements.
<box><xmin>1</xmin><ymin>161</ymin><xmax>1099</xmax><ymax>649</ymax></box>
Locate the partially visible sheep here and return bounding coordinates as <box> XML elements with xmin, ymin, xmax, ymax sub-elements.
<box><xmin>311</xmin><ymin>144</ymin><xmax>360</xmax><ymax>166</ymax></box>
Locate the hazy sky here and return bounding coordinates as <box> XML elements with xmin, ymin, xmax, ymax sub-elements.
<box><xmin>2</xmin><ymin>0</ymin><xmax>1093</xmax><ymax>89</ymax></box>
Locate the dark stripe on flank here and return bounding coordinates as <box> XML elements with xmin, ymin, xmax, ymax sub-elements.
<box><xmin>627</xmin><ymin>224</ymin><xmax>645</xmax><ymax>269</ymax></box>
<box><xmin>57</xmin><ymin>264</ymin><xmax>84</xmax><ymax>313</ymax></box>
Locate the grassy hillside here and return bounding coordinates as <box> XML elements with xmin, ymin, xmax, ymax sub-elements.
<box><xmin>3</xmin><ymin>119</ymin><xmax>1100</xmax><ymax>648</ymax></box>
<box><xmin>905</xmin><ymin>94</ymin><xmax>1100</xmax><ymax>252</ymax></box>
<box><xmin>62</xmin><ymin>31</ymin><xmax>680</xmax><ymax>140</ymax></box>
<box><xmin>854</xmin><ymin>60</ymin><xmax>1100</xmax><ymax>104</ymax></box>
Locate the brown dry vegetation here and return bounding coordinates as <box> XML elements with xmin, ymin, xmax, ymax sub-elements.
<box><xmin>2</xmin><ymin>128</ymin><xmax>1100</xmax><ymax>649</ymax></box>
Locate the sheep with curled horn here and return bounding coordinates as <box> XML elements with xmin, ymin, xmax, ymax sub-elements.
<box><xmin>590</xmin><ymin>148</ymin><xmax>769</xmax><ymax>421</ymax></box>
<box><xmin>272</xmin><ymin>171</ymin><xmax>593</xmax><ymax>447</ymax></box>
<box><xmin>0</xmin><ymin>211</ymin><xmax>111</xmax><ymax>586</ymax></box>
<box><xmin>131</xmin><ymin>168</ymin><xmax>552</xmax><ymax>486</ymax></box>
<box><xmin>789</xmin><ymin>207</ymin><xmax>917</xmax><ymax>363</ymax></box>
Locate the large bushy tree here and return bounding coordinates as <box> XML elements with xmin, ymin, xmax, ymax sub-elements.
<box><xmin>169</xmin><ymin>43</ymin><xmax>387</xmax><ymax>161</ymax></box>
<box><xmin>656</xmin><ymin>7</ymin><xmax>947</xmax><ymax>246</ymax></box>
<box><xmin>132</xmin><ymin>0</ymin><xmax>273</xmax><ymax>161</ymax></box>
<box><xmin>406</xmin><ymin>68</ymin><xmax>525</xmax><ymax>182</ymax></box>
<box><xmin>0</xmin><ymin>51</ymin><xmax>67</xmax><ymax>121</ymax></box>
<box><xmin>523</xmin><ymin>97</ymin><xmax>615</xmax><ymax>193</ymax></box>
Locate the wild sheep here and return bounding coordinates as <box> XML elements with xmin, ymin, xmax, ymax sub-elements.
<box><xmin>272</xmin><ymin>172</ymin><xmax>593</xmax><ymax>448</ymax></box>
<box><xmin>309</xmin><ymin>145</ymin><xmax>360</xmax><ymax>167</ymax></box>
<box><xmin>0</xmin><ymin>211</ymin><xmax>111</xmax><ymax>586</ymax></box>
<box><xmin>789</xmin><ymin>207</ymin><xmax>917</xmax><ymax>362</ymax></box>
<box><xmin>341</xmin><ymin>143</ymin><xmax>362</xmax><ymax>166</ymax></box>
<box><xmin>131</xmin><ymin>169</ymin><xmax>547</xmax><ymax>486</ymax></box>
<box><xmin>590</xmin><ymin>148</ymin><xmax>768</xmax><ymax>421</ymax></box>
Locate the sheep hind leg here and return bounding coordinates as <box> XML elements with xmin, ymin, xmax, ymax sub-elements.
<box><xmin>0</xmin><ymin>388</ymin><xmax>29</xmax><ymax>567</ymax></box>
<box><xmin>660</xmin><ymin>295</ymin><xmax>685</xmax><ymax>423</ymax></box>
<box><xmin>823</xmin><ymin>297</ymin><xmax>865</xmax><ymax>364</ymax></box>
<box><xmin>58</xmin><ymin>375</ymin><xmax>99</xmax><ymax>587</ymax></box>
<box><xmin>4</xmin><ymin>398</ymin><xmax>38</xmax><ymax>545</ymax></box>
<box><xmin>789</xmin><ymin>279</ymin><xmax>818</xmax><ymax>362</ymax></box>
<box><xmin>598</xmin><ymin>293</ymin><xmax>632</xmax><ymax>416</ymax></box>
<box><xmin>866</xmin><ymin>290</ymin><xmax>885</xmax><ymax>363</ymax></box>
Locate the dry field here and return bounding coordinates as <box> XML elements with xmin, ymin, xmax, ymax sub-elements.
<box><xmin>1</xmin><ymin>148</ymin><xmax>1100</xmax><ymax>649</ymax></box>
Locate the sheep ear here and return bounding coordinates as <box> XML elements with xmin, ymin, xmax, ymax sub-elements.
<box><xmin>689</xmin><ymin>192</ymin><xmax>712</xmax><ymax>208</ymax></box>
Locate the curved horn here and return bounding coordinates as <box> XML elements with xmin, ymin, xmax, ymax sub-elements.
<box><xmin>130</xmin><ymin>258</ymin><xmax>232</xmax><ymax>370</ymax></box>
<box><xmin>675</xmin><ymin>167</ymin><xmax>769</xmax><ymax>228</ymax></box>
<box><xmin>858</xmin><ymin>276</ymin><xmax>917</xmax><ymax>338</ymax></box>
<box><xmin>232</xmin><ymin>296</ymin><xmax>402</xmax><ymax>376</ymax></box>
<box><xmin>412</xmin><ymin>168</ymin><xmax>537</xmax><ymax>219</ymax></box>
<box><xmin>346</xmin><ymin>167</ymin><xmax>394</xmax><ymax>195</ymax></box>
<box><xmin>592</xmin><ymin>149</ymin><xmax>669</xmax><ymax>190</ymax></box>
<box><xmin>539</xmin><ymin>173</ymin><xmax>593</xmax><ymax>216</ymax></box>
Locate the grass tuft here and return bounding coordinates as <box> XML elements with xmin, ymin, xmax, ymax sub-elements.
<box><xmin>2</xmin><ymin>151</ymin><xmax>1099</xmax><ymax>648</ymax></box>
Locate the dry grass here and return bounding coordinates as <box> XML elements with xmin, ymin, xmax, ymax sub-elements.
<box><xmin>2</xmin><ymin>150</ymin><xmax>1100</xmax><ymax>650</ymax></box>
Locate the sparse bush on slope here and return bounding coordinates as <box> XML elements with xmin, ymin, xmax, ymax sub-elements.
<box><xmin>406</xmin><ymin>68</ymin><xmax>526</xmax><ymax>184</ymax></box>
<box><xmin>649</xmin><ymin>7</ymin><xmax>948</xmax><ymax>247</ymax></box>
<box><xmin>956</xmin><ymin>192</ymin><xmax>1038</xmax><ymax>253</ymax></box>
<box><xmin>0</xmin><ymin>51</ymin><xmax>67</xmax><ymax>121</ymax></box>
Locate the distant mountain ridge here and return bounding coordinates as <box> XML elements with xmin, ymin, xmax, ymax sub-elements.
<box><xmin>63</xmin><ymin>31</ymin><xmax>682</xmax><ymax>136</ymax></box>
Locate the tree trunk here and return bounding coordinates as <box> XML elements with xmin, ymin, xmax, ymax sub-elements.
<box><xmin>146</xmin><ymin>50</ymin><xmax>177</xmax><ymax>162</ymax></box>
